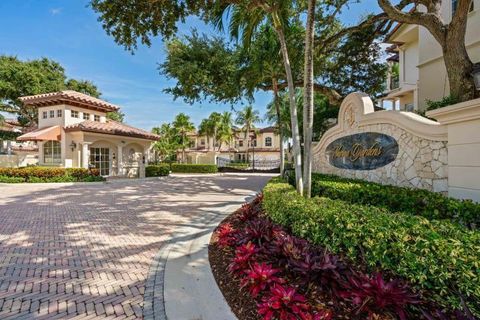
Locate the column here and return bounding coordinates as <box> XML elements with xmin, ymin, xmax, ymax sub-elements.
<box><xmin>117</xmin><ymin>145</ymin><xmax>123</xmax><ymax>176</ymax></box>
<box><xmin>81</xmin><ymin>143</ymin><xmax>90</xmax><ymax>169</ymax></box>
<box><xmin>139</xmin><ymin>146</ymin><xmax>148</xmax><ymax>179</ymax></box>
<box><xmin>413</xmin><ymin>88</ymin><xmax>419</xmax><ymax>111</ymax></box>
<box><xmin>6</xmin><ymin>141</ymin><xmax>11</xmax><ymax>156</ymax></box>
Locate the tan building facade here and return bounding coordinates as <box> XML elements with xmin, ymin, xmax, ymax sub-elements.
<box><xmin>17</xmin><ymin>91</ymin><xmax>160</xmax><ymax>177</ymax></box>
<box><xmin>381</xmin><ymin>0</ymin><xmax>480</xmax><ymax>111</ymax></box>
<box><xmin>178</xmin><ymin>127</ymin><xmax>282</xmax><ymax>165</ymax></box>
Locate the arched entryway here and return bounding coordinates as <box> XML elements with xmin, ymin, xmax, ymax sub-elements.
<box><xmin>122</xmin><ymin>143</ymin><xmax>144</xmax><ymax>178</ymax></box>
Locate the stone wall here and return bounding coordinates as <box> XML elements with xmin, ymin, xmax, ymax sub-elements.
<box><xmin>312</xmin><ymin>92</ymin><xmax>449</xmax><ymax>193</ymax></box>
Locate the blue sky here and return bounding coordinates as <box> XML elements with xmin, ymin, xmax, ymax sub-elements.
<box><xmin>0</xmin><ymin>0</ymin><xmax>382</xmax><ymax>130</ymax></box>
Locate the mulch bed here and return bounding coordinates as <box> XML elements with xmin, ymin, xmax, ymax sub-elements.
<box><xmin>209</xmin><ymin>212</ymin><xmax>261</xmax><ymax>320</ymax></box>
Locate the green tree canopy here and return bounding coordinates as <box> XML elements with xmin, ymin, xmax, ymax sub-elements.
<box><xmin>106</xmin><ymin>111</ymin><xmax>125</xmax><ymax>123</ymax></box>
<box><xmin>172</xmin><ymin>113</ymin><xmax>195</xmax><ymax>163</ymax></box>
<box><xmin>0</xmin><ymin>56</ymin><xmax>101</xmax><ymax>125</ymax></box>
<box><xmin>151</xmin><ymin>123</ymin><xmax>180</xmax><ymax>162</ymax></box>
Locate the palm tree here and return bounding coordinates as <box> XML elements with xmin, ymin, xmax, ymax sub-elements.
<box><xmin>198</xmin><ymin>118</ymin><xmax>213</xmax><ymax>150</ymax></box>
<box><xmin>302</xmin><ymin>0</ymin><xmax>316</xmax><ymax>198</ymax></box>
<box><xmin>211</xmin><ymin>0</ymin><xmax>304</xmax><ymax>195</ymax></box>
<box><xmin>172</xmin><ymin>113</ymin><xmax>195</xmax><ymax>163</ymax></box>
<box><xmin>266</xmin><ymin>92</ymin><xmax>292</xmax><ymax>174</ymax></box>
<box><xmin>152</xmin><ymin>123</ymin><xmax>179</xmax><ymax>163</ymax></box>
<box><xmin>217</xmin><ymin>111</ymin><xmax>234</xmax><ymax>152</ymax></box>
<box><xmin>236</xmin><ymin>105</ymin><xmax>260</xmax><ymax>164</ymax></box>
<box><xmin>208</xmin><ymin>112</ymin><xmax>222</xmax><ymax>149</ymax></box>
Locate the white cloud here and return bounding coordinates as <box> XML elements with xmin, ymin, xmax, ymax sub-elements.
<box><xmin>50</xmin><ymin>8</ymin><xmax>62</xmax><ymax>16</ymax></box>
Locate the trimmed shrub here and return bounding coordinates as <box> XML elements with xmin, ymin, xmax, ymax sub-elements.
<box><xmin>146</xmin><ymin>164</ymin><xmax>170</xmax><ymax>177</ymax></box>
<box><xmin>263</xmin><ymin>178</ymin><xmax>480</xmax><ymax>314</ymax></box>
<box><xmin>0</xmin><ymin>167</ymin><xmax>104</xmax><ymax>183</ymax></box>
<box><xmin>0</xmin><ymin>175</ymin><xmax>26</xmax><ymax>183</ymax></box>
<box><xmin>66</xmin><ymin>168</ymin><xmax>100</xmax><ymax>179</ymax></box>
<box><xmin>171</xmin><ymin>163</ymin><xmax>218</xmax><ymax>173</ymax></box>
<box><xmin>310</xmin><ymin>173</ymin><xmax>480</xmax><ymax>228</ymax></box>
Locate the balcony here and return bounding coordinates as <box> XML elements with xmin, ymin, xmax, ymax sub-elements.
<box><xmin>390</xmin><ymin>76</ymin><xmax>400</xmax><ymax>90</ymax></box>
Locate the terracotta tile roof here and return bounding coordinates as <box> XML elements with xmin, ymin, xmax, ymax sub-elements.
<box><xmin>0</xmin><ymin>122</ymin><xmax>19</xmax><ymax>133</ymax></box>
<box><xmin>259</xmin><ymin>126</ymin><xmax>277</xmax><ymax>133</ymax></box>
<box><xmin>19</xmin><ymin>90</ymin><xmax>120</xmax><ymax>112</ymax></box>
<box><xmin>12</xmin><ymin>145</ymin><xmax>39</xmax><ymax>152</ymax></box>
<box><xmin>65</xmin><ymin>120</ymin><xmax>160</xmax><ymax>141</ymax></box>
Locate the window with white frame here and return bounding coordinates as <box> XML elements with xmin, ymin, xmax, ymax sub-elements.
<box><xmin>43</xmin><ymin>140</ymin><xmax>61</xmax><ymax>163</ymax></box>
<box><xmin>83</xmin><ymin>113</ymin><xmax>90</xmax><ymax>120</ymax></box>
<box><xmin>42</xmin><ymin>111</ymin><xmax>48</xmax><ymax>119</ymax></box>
<box><xmin>49</xmin><ymin>110</ymin><xmax>55</xmax><ymax>118</ymax></box>
<box><xmin>71</xmin><ymin>110</ymin><xmax>79</xmax><ymax>118</ymax></box>
<box><xmin>265</xmin><ymin>137</ymin><xmax>273</xmax><ymax>147</ymax></box>
<box><xmin>94</xmin><ymin>115</ymin><xmax>100</xmax><ymax>122</ymax></box>
<box><xmin>57</xmin><ymin>109</ymin><xmax>62</xmax><ymax>117</ymax></box>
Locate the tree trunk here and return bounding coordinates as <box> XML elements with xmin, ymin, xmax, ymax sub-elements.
<box><xmin>245</xmin><ymin>131</ymin><xmax>249</xmax><ymax>165</ymax></box>
<box><xmin>182</xmin><ymin>133</ymin><xmax>186</xmax><ymax>163</ymax></box>
<box><xmin>443</xmin><ymin>27</ymin><xmax>475</xmax><ymax>101</ymax></box>
<box><xmin>302</xmin><ymin>0</ymin><xmax>315</xmax><ymax>198</ymax></box>
<box><xmin>272</xmin><ymin>78</ymin><xmax>285</xmax><ymax>175</ymax></box>
<box><xmin>272</xmin><ymin>12</ymin><xmax>304</xmax><ymax>196</ymax></box>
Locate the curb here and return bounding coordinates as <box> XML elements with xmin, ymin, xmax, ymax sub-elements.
<box><xmin>144</xmin><ymin>192</ymin><xmax>258</xmax><ymax>320</ymax></box>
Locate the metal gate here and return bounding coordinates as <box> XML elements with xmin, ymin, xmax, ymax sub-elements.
<box><xmin>216</xmin><ymin>157</ymin><xmax>280</xmax><ymax>173</ymax></box>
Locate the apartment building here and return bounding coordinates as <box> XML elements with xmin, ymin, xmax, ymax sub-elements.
<box><xmin>381</xmin><ymin>0</ymin><xmax>480</xmax><ymax>111</ymax></box>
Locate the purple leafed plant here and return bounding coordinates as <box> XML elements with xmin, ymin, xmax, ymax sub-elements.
<box><xmin>339</xmin><ymin>272</ymin><xmax>420</xmax><ymax>320</ymax></box>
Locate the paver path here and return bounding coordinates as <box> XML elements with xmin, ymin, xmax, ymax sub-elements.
<box><xmin>0</xmin><ymin>174</ymin><xmax>272</xmax><ymax>319</ymax></box>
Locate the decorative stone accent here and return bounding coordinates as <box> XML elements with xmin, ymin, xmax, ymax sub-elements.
<box><xmin>312</xmin><ymin>93</ymin><xmax>448</xmax><ymax>193</ymax></box>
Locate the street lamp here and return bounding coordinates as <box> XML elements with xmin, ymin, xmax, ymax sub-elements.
<box><xmin>250</xmin><ymin>132</ymin><xmax>257</xmax><ymax>172</ymax></box>
<box><xmin>473</xmin><ymin>63</ymin><xmax>480</xmax><ymax>90</ymax></box>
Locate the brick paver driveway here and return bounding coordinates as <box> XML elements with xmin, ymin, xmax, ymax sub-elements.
<box><xmin>0</xmin><ymin>174</ymin><xmax>272</xmax><ymax>319</ymax></box>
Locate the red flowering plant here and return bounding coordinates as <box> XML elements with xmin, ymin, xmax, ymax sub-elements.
<box><xmin>240</xmin><ymin>262</ymin><xmax>285</xmax><ymax>297</ymax></box>
<box><xmin>216</xmin><ymin>223</ymin><xmax>237</xmax><ymax>248</ymax></box>
<box><xmin>257</xmin><ymin>284</ymin><xmax>329</xmax><ymax>320</ymax></box>
<box><xmin>339</xmin><ymin>272</ymin><xmax>420</xmax><ymax>320</ymax></box>
<box><xmin>238</xmin><ymin>194</ymin><xmax>264</xmax><ymax>222</ymax></box>
<box><xmin>228</xmin><ymin>242</ymin><xmax>258</xmax><ymax>274</ymax></box>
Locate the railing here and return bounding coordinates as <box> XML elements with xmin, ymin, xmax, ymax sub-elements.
<box><xmin>390</xmin><ymin>76</ymin><xmax>400</xmax><ymax>90</ymax></box>
<box><xmin>217</xmin><ymin>157</ymin><xmax>280</xmax><ymax>172</ymax></box>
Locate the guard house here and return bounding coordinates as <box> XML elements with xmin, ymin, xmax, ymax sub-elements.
<box><xmin>17</xmin><ymin>90</ymin><xmax>160</xmax><ymax>177</ymax></box>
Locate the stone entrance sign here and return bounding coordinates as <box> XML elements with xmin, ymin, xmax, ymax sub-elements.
<box><xmin>326</xmin><ymin>132</ymin><xmax>399</xmax><ymax>170</ymax></box>
<box><xmin>312</xmin><ymin>92</ymin><xmax>449</xmax><ymax>193</ymax></box>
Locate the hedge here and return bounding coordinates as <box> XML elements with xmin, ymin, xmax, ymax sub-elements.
<box><xmin>171</xmin><ymin>163</ymin><xmax>218</xmax><ymax>173</ymax></box>
<box><xmin>146</xmin><ymin>164</ymin><xmax>170</xmax><ymax>177</ymax></box>
<box><xmin>309</xmin><ymin>173</ymin><xmax>480</xmax><ymax>228</ymax></box>
<box><xmin>0</xmin><ymin>167</ymin><xmax>104</xmax><ymax>183</ymax></box>
<box><xmin>263</xmin><ymin>178</ymin><xmax>480</xmax><ymax>314</ymax></box>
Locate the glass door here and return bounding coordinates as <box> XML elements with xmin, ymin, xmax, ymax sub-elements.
<box><xmin>90</xmin><ymin>147</ymin><xmax>110</xmax><ymax>176</ymax></box>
